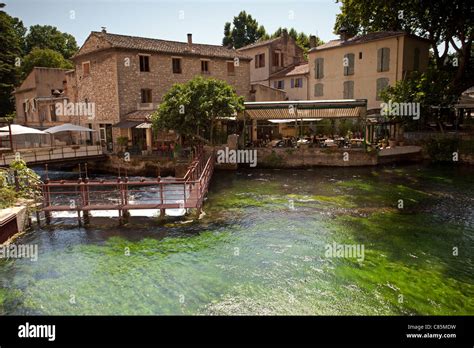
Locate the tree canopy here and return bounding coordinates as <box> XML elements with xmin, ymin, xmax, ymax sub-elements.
<box><xmin>0</xmin><ymin>3</ymin><xmax>78</xmax><ymax>117</ymax></box>
<box><xmin>271</xmin><ymin>27</ymin><xmax>324</xmax><ymax>56</ymax></box>
<box><xmin>222</xmin><ymin>11</ymin><xmax>324</xmax><ymax>55</ymax></box>
<box><xmin>25</xmin><ymin>25</ymin><xmax>78</xmax><ymax>59</ymax></box>
<box><xmin>0</xmin><ymin>3</ymin><xmax>24</xmax><ymax>116</ymax></box>
<box><xmin>222</xmin><ymin>11</ymin><xmax>267</xmax><ymax>49</ymax></box>
<box><xmin>334</xmin><ymin>0</ymin><xmax>473</xmax><ymax>96</ymax></box>
<box><xmin>21</xmin><ymin>48</ymin><xmax>74</xmax><ymax>76</ymax></box>
<box><xmin>152</xmin><ymin>77</ymin><xmax>244</xmax><ymax>145</ymax></box>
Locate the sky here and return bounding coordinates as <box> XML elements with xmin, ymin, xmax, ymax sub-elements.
<box><xmin>5</xmin><ymin>0</ymin><xmax>342</xmax><ymax>47</ymax></box>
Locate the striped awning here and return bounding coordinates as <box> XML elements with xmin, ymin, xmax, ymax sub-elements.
<box><xmin>243</xmin><ymin>100</ymin><xmax>367</xmax><ymax>120</ymax></box>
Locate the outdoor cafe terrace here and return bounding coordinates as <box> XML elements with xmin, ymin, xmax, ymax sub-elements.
<box><xmin>240</xmin><ymin>100</ymin><xmax>369</xmax><ymax>150</ymax></box>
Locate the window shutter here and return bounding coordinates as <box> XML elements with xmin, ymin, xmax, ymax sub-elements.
<box><xmin>414</xmin><ymin>48</ymin><xmax>420</xmax><ymax>71</ymax></box>
<box><xmin>273</xmin><ymin>81</ymin><xmax>277</xmax><ymax>89</ymax></box>
<box><xmin>291</xmin><ymin>78</ymin><xmax>295</xmax><ymax>88</ymax></box>
<box><xmin>348</xmin><ymin>53</ymin><xmax>355</xmax><ymax>75</ymax></box>
<box><xmin>319</xmin><ymin>58</ymin><xmax>324</xmax><ymax>78</ymax></box>
<box><xmin>281</xmin><ymin>80</ymin><xmax>285</xmax><ymax>89</ymax></box>
<box><xmin>377</xmin><ymin>48</ymin><xmax>383</xmax><ymax>72</ymax></box>
<box><xmin>376</xmin><ymin>78</ymin><xmax>389</xmax><ymax>101</ymax></box>
<box><xmin>343</xmin><ymin>81</ymin><xmax>354</xmax><ymax>99</ymax></box>
<box><xmin>314</xmin><ymin>83</ymin><xmax>323</xmax><ymax>97</ymax></box>
<box><xmin>314</xmin><ymin>58</ymin><xmax>318</xmax><ymax>78</ymax></box>
<box><xmin>382</xmin><ymin>48</ymin><xmax>390</xmax><ymax>71</ymax></box>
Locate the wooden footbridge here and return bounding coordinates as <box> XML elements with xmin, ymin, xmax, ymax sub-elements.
<box><xmin>41</xmin><ymin>149</ymin><xmax>215</xmax><ymax>224</ymax></box>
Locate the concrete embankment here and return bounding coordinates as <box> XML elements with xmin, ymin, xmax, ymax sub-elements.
<box><xmin>0</xmin><ymin>205</ymin><xmax>30</xmax><ymax>244</ymax></box>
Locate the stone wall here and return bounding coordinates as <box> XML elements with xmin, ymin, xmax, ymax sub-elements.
<box><xmin>254</xmin><ymin>147</ymin><xmax>378</xmax><ymax>168</ymax></box>
<box><xmin>116</xmin><ymin>51</ymin><xmax>251</xmax><ymax>116</ymax></box>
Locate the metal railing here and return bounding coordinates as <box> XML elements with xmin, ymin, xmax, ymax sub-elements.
<box><xmin>1</xmin><ymin>145</ymin><xmax>103</xmax><ymax>166</ymax></box>
<box><xmin>41</xmin><ymin>149</ymin><xmax>214</xmax><ymax>215</ymax></box>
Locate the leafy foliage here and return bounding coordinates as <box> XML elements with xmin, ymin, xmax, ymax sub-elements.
<box><xmin>424</xmin><ymin>137</ymin><xmax>460</xmax><ymax>163</ymax></box>
<box><xmin>21</xmin><ymin>48</ymin><xmax>73</xmax><ymax>77</ymax></box>
<box><xmin>0</xmin><ymin>169</ymin><xmax>16</xmax><ymax>208</ymax></box>
<box><xmin>222</xmin><ymin>11</ymin><xmax>324</xmax><ymax>55</ymax></box>
<box><xmin>0</xmin><ymin>3</ymin><xmax>24</xmax><ymax>116</ymax></box>
<box><xmin>25</xmin><ymin>24</ymin><xmax>78</xmax><ymax>59</ymax></box>
<box><xmin>0</xmin><ymin>4</ymin><xmax>78</xmax><ymax>118</ymax></box>
<box><xmin>334</xmin><ymin>0</ymin><xmax>474</xmax><ymax>96</ymax></box>
<box><xmin>271</xmin><ymin>27</ymin><xmax>324</xmax><ymax>57</ymax></box>
<box><xmin>152</xmin><ymin>76</ymin><xmax>244</xmax><ymax>144</ymax></box>
<box><xmin>222</xmin><ymin>11</ymin><xmax>267</xmax><ymax>49</ymax></box>
<box><xmin>8</xmin><ymin>159</ymin><xmax>43</xmax><ymax>201</ymax></box>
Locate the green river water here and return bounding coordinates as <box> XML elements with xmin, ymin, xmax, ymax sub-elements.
<box><xmin>0</xmin><ymin>164</ymin><xmax>473</xmax><ymax>315</ymax></box>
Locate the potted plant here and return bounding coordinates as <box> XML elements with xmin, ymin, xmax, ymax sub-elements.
<box><xmin>388</xmin><ymin>138</ymin><xmax>397</xmax><ymax>148</ymax></box>
<box><xmin>117</xmin><ymin>136</ymin><xmax>129</xmax><ymax>152</ymax></box>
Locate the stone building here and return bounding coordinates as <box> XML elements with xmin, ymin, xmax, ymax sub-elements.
<box><xmin>13</xmin><ymin>67</ymin><xmax>70</xmax><ymax>129</ymax></box>
<box><xmin>237</xmin><ymin>30</ymin><xmax>307</xmax><ymax>101</ymax></box>
<box><xmin>69</xmin><ymin>29</ymin><xmax>252</xmax><ymax>153</ymax></box>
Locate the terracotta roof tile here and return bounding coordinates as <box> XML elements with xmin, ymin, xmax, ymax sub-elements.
<box><xmin>77</xmin><ymin>32</ymin><xmax>252</xmax><ymax>60</ymax></box>
<box><xmin>309</xmin><ymin>31</ymin><xmax>431</xmax><ymax>52</ymax></box>
<box><xmin>237</xmin><ymin>37</ymin><xmax>282</xmax><ymax>51</ymax></box>
<box><xmin>124</xmin><ymin>110</ymin><xmax>153</xmax><ymax>122</ymax></box>
<box><xmin>269</xmin><ymin>63</ymin><xmax>309</xmax><ymax>79</ymax></box>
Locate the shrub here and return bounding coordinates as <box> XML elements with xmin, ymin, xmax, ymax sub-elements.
<box><xmin>424</xmin><ymin>137</ymin><xmax>460</xmax><ymax>163</ymax></box>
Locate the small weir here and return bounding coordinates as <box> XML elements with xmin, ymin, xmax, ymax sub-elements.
<box><xmin>41</xmin><ymin>150</ymin><xmax>215</xmax><ymax>224</ymax></box>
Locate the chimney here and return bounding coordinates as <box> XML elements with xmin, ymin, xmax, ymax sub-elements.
<box><xmin>101</xmin><ymin>26</ymin><xmax>107</xmax><ymax>33</ymax></box>
<box><xmin>187</xmin><ymin>33</ymin><xmax>192</xmax><ymax>45</ymax></box>
<box><xmin>281</xmin><ymin>28</ymin><xmax>288</xmax><ymax>41</ymax></box>
<box><xmin>309</xmin><ymin>35</ymin><xmax>317</xmax><ymax>48</ymax></box>
<box><xmin>338</xmin><ymin>26</ymin><xmax>351</xmax><ymax>41</ymax></box>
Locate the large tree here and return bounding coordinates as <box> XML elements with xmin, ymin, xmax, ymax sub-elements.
<box><xmin>25</xmin><ymin>25</ymin><xmax>78</xmax><ymax>59</ymax></box>
<box><xmin>21</xmin><ymin>48</ymin><xmax>74</xmax><ymax>77</ymax></box>
<box><xmin>152</xmin><ymin>77</ymin><xmax>244</xmax><ymax>145</ymax></box>
<box><xmin>0</xmin><ymin>3</ymin><xmax>24</xmax><ymax>116</ymax></box>
<box><xmin>222</xmin><ymin>11</ymin><xmax>267</xmax><ymax>49</ymax></box>
<box><xmin>334</xmin><ymin>0</ymin><xmax>473</xmax><ymax>97</ymax></box>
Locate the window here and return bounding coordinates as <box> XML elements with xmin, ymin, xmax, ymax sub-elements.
<box><xmin>82</xmin><ymin>62</ymin><xmax>90</xmax><ymax>77</ymax></box>
<box><xmin>227</xmin><ymin>61</ymin><xmax>235</xmax><ymax>75</ymax></box>
<box><xmin>139</xmin><ymin>55</ymin><xmax>150</xmax><ymax>72</ymax></box>
<box><xmin>273</xmin><ymin>80</ymin><xmax>285</xmax><ymax>89</ymax></box>
<box><xmin>376</xmin><ymin>78</ymin><xmax>389</xmax><ymax>101</ymax></box>
<box><xmin>414</xmin><ymin>48</ymin><xmax>420</xmax><ymax>71</ymax></box>
<box><xmin>359</xmin><ymin>52</ymin><xmax>362</xmax><ymax>59</ymax></box>
<box><xmin>172</xmin><ymin>58</ymin><xmax>182</xmax><ymax>74</ymax></box>
<box><xmin>314</xmin><ymin>83</ymin><xmax>324</xmax><ymax>97</ymax></box>
<box><xmin>22</xmin><ymin>102</ymin><xmax>27</xmax><ymax>120</ymax></box>
<box><xmin>50</xmin><ymin>104</ymin><xmax>57</xmax><ymax>122</ymax></box>
<box><xmin>315</xmin><ymin>58</ymin><xmax>324</xmax><ymax>79</ymax></box>
<box><xmin>291</xmin><ymin>78</ymin><xmax>303</xmax><ymax>88</ymax></box>
<box><xmin>255</xmin><ymin>53</ymin><xmax>265</xmax><ymax>68</ymax></box>
<box><xmin>141</xmin><ymin>89</ymin><xmax>152</xmax><ymax>103</ymax></box>
<box><xmin>377</xmin><ymin>47</ymin><xmax>390</xmax><ymax>72</ymax></box>
<box><xmin>343</xmin><ymin>53</ymin><xmax>355</xmax><ymax>76</ymax></box>
<box><xmin>343</xmin><ymin>81</ymin><xmax>354</xmax><ymax>99</ymax></box>
<box><xmin>201</xmin><ymin>60</ymin><xmax>210</xmax><ymax>74</ymax></box>
<box><xmin>273</xmin><ymin>51</ymin><xmax>283</xmax><ymax>67</ymax></box>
